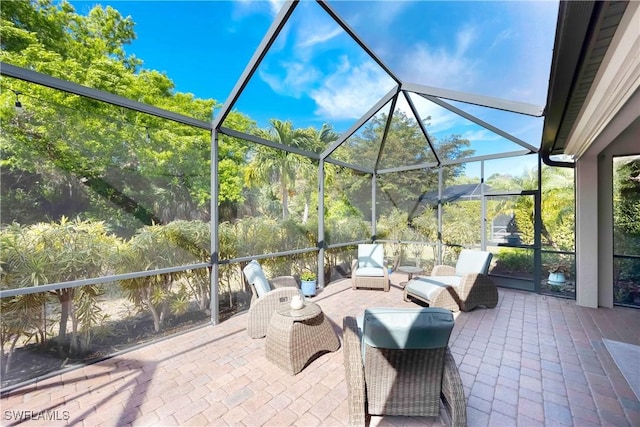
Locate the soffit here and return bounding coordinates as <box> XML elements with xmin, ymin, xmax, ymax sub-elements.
<box><xmin>541</xmin><ymin>1</ymin><xmax>629</xmax><ymax>163</ymax></box>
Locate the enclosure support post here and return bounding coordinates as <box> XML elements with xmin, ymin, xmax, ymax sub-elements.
<box><xmin>481</xmin><ymin>161</ymin><xmax>487</xmax><ymax>250</ymax></box>
<box><xmin>437</xmin><ymin>167</ymin><xmax>443</xmax><ymax>264</ymax></box>
<box><xmin>318</xmin><ymin>159</ymin><xmax>325</xmax><ymax>289</ymax></box>
<box><xmin>210</xmin><ymin>129</ymin><xmax>220</xmax><ymax>325</ymax></box>
<box><xmin>534</xmin><ymin>155</ymin><xmax>543</xmax><ymax>293</ymax></box>
<box><xmin>371</xmin><ymin>174</ymin><xmax>377</xmax><ymax>240</ymax></box>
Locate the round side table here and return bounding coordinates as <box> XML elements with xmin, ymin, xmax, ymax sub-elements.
<box><xmin>397</xmin><ymin>265</ymin><xmax>424</xmax><ymax>281</ymax></box>
<box><xmin>265</xmin><ymin>301</ymin><xmax>340</xmax><ymax>375</ymax></box>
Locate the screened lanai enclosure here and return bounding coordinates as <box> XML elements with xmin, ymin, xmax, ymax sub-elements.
<box><xmin>1</xmin><ymin>0</ymin><xmax>637</xmax><ymax>390</ymax></box>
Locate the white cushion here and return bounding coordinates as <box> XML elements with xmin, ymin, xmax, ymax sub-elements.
<box><xmin>406</xmin><ymin>276</ymin><xmax>461</xmax><ymax>300</ymax></box>
<box><xmin>455</xmin><ymin>250</ymin><xmax>492</xmax><ymax>276</ymax></box>
<box><xmin>355</xmin><ymin>267</ymin><xmax>385</xmax><ymax>277</ymax></box>
<box><xmin>427</xmin><ymin>276</ymin><xmax>462</xmax><ymax>287</ymax></box>
<box><xmin>242</xmin><ymin>260</ymin><xmax>271</xmax><ymax>298</ymax></box>
<box><xmin>357</xmin><ymin>244</ymin><xmax>384</xmax><ymax>269</ymax></box>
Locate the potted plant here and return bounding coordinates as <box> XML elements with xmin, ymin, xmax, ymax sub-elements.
<box><xmin>300</xmin><ymin>270</ymin><xmax>317</xmax><ymax>297</ymax></box>
<box><xmin>546</xmin><ymin>261</ymin><xmax>570</xmax><ymax>286</ymax></box>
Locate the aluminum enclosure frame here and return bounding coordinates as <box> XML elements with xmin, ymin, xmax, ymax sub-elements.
<box><xmin>1</xmin><ymin>0</ymin><xmax>550</xmax><ymax>324</ymax></box>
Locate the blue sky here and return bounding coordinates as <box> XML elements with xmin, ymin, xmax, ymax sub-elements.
<box><xmin>70</xmin><ymin>0</ymin><xmax>559</xmax><ymax>176</ymax></box>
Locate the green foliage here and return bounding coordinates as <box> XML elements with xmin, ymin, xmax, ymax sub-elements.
<box><xmin>0</xmin><ymin>0</ymin><xmax>253</xmax><ymax>232</ymax></box>
<box><xmin>300</xmin><ymin>270</ymin><xmax>316</xmax><ymax>281</ymax></box>
<box><xmin>325</xmin><ymin>216</ymin><xmax>370</xmax><ymax>246</ymax></box>
<box><xmin>494</xmin><ymin>248</ymin><xmax>534</xmax><ymax>274</ymax></box>
<box><xmin>115</xmin><ymin>221</ymin><xmax>211</xmax><ymax>332</ymax></box>
<box><xmin>442</xmin><ymin>201</ymin><xmax>481</xmax><ymax>247</ymax></box>
<box><xmin>0</xmin><ymin>217</ymin><xmax>118</xmax><ymax>356</ymax></box>
<box><xmin>245</xmin><ymin>119</ymin><xmax>319</xmax><ymax>220</ymax></box>
<box><xmin>330</xmin><ymin>112</ymin><xmax>471</xmax><ymax>218</ymax></box>
<box><xmin>613</xmin><ymin>156</ymin><xmax>640</xmax><ymax>254</ymax></box>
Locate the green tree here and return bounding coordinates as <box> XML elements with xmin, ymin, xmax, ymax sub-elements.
<box><xmin>484</xmin><ymin>166</ymin><xmax>574</xmax><ymax>250</ymax></box>
<box><xmin>297</xmin><ymin>123</ymin><xmax>339</xmax><ymax>223</ymax></box>
<box><xmin>245</xmin><ymin>119</ymin><xmax>315</xmax><ymax>219</ymax></box>
<box><xmin>328</xmin><ymin>111</ymin><xmax>472</xmax><ymax>219</ymax></box>
<box><xmin>1</xmin><ymin>0</ymin><xmax>251</xmax><ymax>233</ymax></box>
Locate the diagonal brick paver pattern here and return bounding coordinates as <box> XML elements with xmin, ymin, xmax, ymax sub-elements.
<box><xmin>1</xmin><ymin>274</ymin><xmax>639</xmax><ymax>426</ymax></box>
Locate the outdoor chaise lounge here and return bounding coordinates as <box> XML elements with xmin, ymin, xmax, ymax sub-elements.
<box><xmin>343</xmin><ymin>307</ymin><xmax>466</xmax><ymax>426</ymax></box>
<box><xmin>351</xmin><ymin>243</ymin><xmax>390</xmax><ymax>292</ymax></box>
<box><xmin>404</xmin><ymin>249</ymin><xmax>498</xmax><ymax>312</ymax></box>
<box><xmin>242</xmin><ymin>260</ymin><xmax>300</xmax><ymax>338</ymax></box>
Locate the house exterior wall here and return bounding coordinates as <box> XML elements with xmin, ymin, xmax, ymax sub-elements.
<box><xmin>576</xmin><ymin>89</ymin><xmax>639</xmax><ymax>308</ymax></box>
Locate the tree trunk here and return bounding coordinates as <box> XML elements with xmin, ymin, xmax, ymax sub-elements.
<box><xmin>302</xmin><ymin>195</ymin><xmax>309</xmax><ymax>224</ymax></box>
<box><xmin>56</xmin><ymin>289</ymin><xmax>73</xmax><ymax>357</ymax></box>
<box><xmin>145</xmin><ymin>297</ymin><xmax>162</xmax><ymax>333</ymax></box>
<box><xmin>4</xmin><ymin>335</ymin><xmax>21</xmax><ymax>375</ymax></box>
<box><xmin>140</xmin><ymin>286</ymin><xmax>162</xmax><ymax>333</ymax></box>
<box><xmin>69</xmin><ymin>298</ymin><xmax>78</xmax><ymax>356</ymax></box>
<box><xmin>281</xmin><ymin>177</ymin><xmax>289</xmax><ymax>219</ymax></box>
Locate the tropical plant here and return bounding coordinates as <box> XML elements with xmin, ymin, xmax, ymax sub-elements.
<box><xmin>300</xmin><ymin>270</ymin><xmax>316</xmax><ymax>282</ymax></box>
<box><xmin>0</xmin><ymin>217</ymin><xmax>118</xmax><ymax>357</ymax></box>
<box><xmin>116</xmin><ymin>223</ymin><xmax>194</xmax><ymax>332</ymax></box>
<box><xmin>545</xmin><ymin>261</ymin><xmax>571</xmax><ymax>275</ymax></box>
<box><xmin>246</xmin><ymin>119</ymin><xmax>315</xmax><ymax>219</ymax></box>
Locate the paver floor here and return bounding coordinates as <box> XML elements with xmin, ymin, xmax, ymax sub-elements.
<box><xmin>1</xmin><ymin>274</ymin><xmax>639</xmax><ymax>426</ymax></box>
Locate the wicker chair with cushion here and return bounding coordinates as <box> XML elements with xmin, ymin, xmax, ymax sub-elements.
<box><xmin>404</xmin><ymin>249</ymin><xmax>498</xmax><ymax>312</ymax></box>
<box><xmin>351</xmin><ymin>244</ymin><xmax>389</xmax><ymax>292</ymax></box>
<box><xmin>243</xmin><ymin>260</ymin><xmax>300</xmax><ymax>339</ymax></box>
<box><xmin>343</xmin><ymin>307</ymin><xmax>466</xmax><ymax>427</ymax></box>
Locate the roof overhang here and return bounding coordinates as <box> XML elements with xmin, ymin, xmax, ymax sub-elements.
<box><xmin>541</xmin><ymin>1</ymin><xmax>639</xmax><ymax>167</ymax></box>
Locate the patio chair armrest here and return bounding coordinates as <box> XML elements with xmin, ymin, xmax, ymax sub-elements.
<box><xmin>432</xmin><ymin>265</ymin><xmax>456</xmax><ymax>276</ymax></box>
<box><xmin>252</xmin><ymin>287</ymin><xmax>301</xmax><ymax>310</ymax></box>
<box><xmin>270</xmin><ymin>275</ymin><xmax>298</xmax><ymax>288</ymax></box>
<box><xmin>343</xmin><ymin>316</ymin><xmax>366</xmax><ymax>427</ymax></box>
<box><xmin>247</xmin><ymin>287</ymin><xmax>301</xmax><ymax>338</ymax></box>
<box><xmin>457</xmin><ymin>273</ymin><xmax>498</xmax><ymax>311</ymax></box>
<box><xmin>441</xmin><ymin>348</ymin><xmax>467</xmax><ymax>427</ymax></box>
<box><xmin>351</xmin><ymin>260</ymin><xmax>358</xmax><ymax>289</ymax></box>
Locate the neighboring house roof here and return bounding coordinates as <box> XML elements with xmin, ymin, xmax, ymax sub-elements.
<box><xmin>418</xmin><ymin>183</ymin><xmax>492</xmax><ymax>205</ymax></box>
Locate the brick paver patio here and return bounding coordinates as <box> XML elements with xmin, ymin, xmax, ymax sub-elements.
<box><xmin>2</xmin><ymin>274</ymin><xmax>639</xmax><ymax>426</ymax></box>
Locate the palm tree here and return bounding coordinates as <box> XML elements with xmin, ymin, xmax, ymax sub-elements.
<box><xmin>299</xmin><ymin>123</ymin><xmax>339</xmax><ymax>223</ymax></box>
<box><xmin>245</xmin><ymin>120</ymin><xmax>315</xmax><ymax>219</ymax></box>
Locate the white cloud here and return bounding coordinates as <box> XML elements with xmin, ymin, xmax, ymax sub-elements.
<box><xmin>456</xmin><ymin>26</ymin><xmax>476</xmax><ymax>55</ymax></box>
<box><xmin>268</xmin><ymin>0</ymin><xmax>286</xmax><ymax>16</ymax></box>
<box><xmin>396</xmin><ymin>27</ymin><xmax>479</xmax><ymax>90</ymax></box>
<box><xmin>422</xmin><ymin>104</ymin><xmax>461</xmax><ymax>135</ymax></box>
<box><xmin>258</xmin><ymin>61</ymin><xmax>322</xmax><ymax>98</ymax></box>
<box><xmin>297</xmin><ymin>26</ymin><xmax>343</xmax><ymax>48</ymax></box>
<box><xmin>309</xmin><ymin>56</ymin><xmax>396</xmax><ymax>120</ymax></box>
<box><xmin>398</xmin><ymin>93</ymin><xmax>463</xmax><ymax>135</ymax></box>
<box><xmin>489</xmin><ymin>29</ymin><xmax>514</xmax><ymax>51</ymax></box>
<box><xmin>342</xmin><ymin>1</ymin><xmax>411</xmax><ymax>32</ymax></box>
<box><xmin>234</xmin><ymin>0</ymin><xmax>285</xmax><ymax>17</ymax></box>
<box><xmin>461</xmin><ymin>128</ymin><xmax>501</xmax><ymax>143</ymax></box>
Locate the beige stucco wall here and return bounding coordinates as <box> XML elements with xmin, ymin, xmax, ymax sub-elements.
<box><xmin>576</xmin><ymin>89</ymin><xmax>639</xmax><ymax>308</ymax></box>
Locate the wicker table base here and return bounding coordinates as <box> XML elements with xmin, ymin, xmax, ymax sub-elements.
<box><xmin>266</xmin><ymin>302</ymin><xmax>340</xmax><ymax>375</ymax></box>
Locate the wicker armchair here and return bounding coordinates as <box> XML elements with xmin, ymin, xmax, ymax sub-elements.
<box><xmin>243</xmin><ymin>260</ymin><xmax>300</xmax><ymax>339</ymax></box>
<box><xmin>404</xmin><ymin>249</ymin><xmax>498</xmax><ymax>312</ymax></box>
<box><xmin>351</xmin><ymin>244</ymin><xmax>389</xmax><ymax>292</ymax></box>
<box><xmin>343</xmin><ymin>308</ymin><xmax>466</xmax><ymax>427</ymax></box>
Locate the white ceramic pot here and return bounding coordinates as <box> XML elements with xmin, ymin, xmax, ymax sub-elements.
<box><xmin>290</xmin><ymin>295</ymin><xmax>305</xmax><ymax>310</ymax></box>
